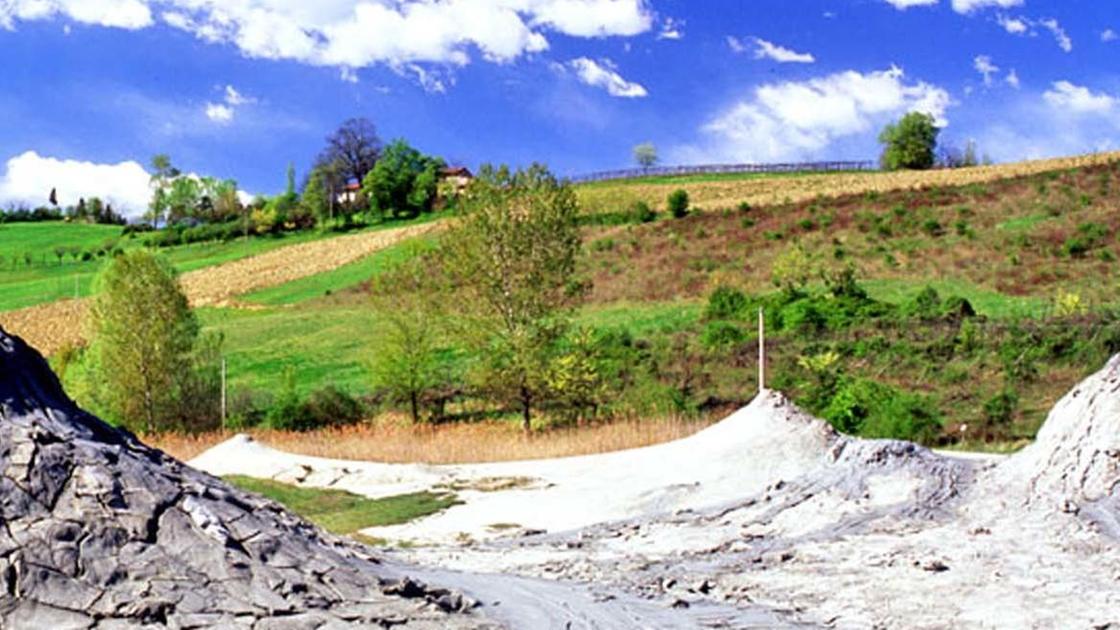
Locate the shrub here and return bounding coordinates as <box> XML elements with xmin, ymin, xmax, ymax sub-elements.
<box><xmin>701</xmin><ymin>321</ymin><xmax>746</xmax><ymax>350</ymax></box>
<box><xmin>705</xmin><ymin>286</ymin><xmax>748</xmax><ymax>320</ymax></box>
<box><xmin>667</xmin><ymin>189</ymin><xmax>690</xmax><ymax>218</ymax></box>
<box><xmin>921</xmin><ymin>218</ymin><xmax>945</xmax><ymax>237</ymax></box>
<box><xmin>982</xmin><ymin>388</ymin><xmax>1019</xmax><ymax>426</ymax></box>
<box><xmin>737</xmin><ymin>201</ymin><xmax>752</xmax><ymax>213</ymax></box>
<box><xmin>630</xmin><ymin>200</ymin><xmax>656</xmax><ymax>223</ymax></box>
<box><xmin>822</xmin><ymin>378</ymin><xmax>942</xmax><ymax>443</ymax></box>
<box><xmin>1061</xmin><ymin>222</ymin><xmax>1109</xmax><ymax>258</ymax></box>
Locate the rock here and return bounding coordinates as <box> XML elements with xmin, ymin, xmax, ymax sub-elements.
<box><xmin>0</xmin><ymin>327</ymin><xmax>493</xmax><ymax>629</ymax></box>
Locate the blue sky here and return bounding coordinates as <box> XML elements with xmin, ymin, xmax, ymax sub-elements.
<box><xmin>0</xmin><ymin>0</ymin><xmax>1117</xmax><ymax>215</ymax></box>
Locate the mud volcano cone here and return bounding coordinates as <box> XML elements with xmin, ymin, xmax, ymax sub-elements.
<box><xmin>0</xmin><ymin>328</ymin><xmax>491</xmax><ymax>629</ymax></box>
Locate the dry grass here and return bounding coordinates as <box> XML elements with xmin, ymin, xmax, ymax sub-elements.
<box><xmin>577</xmin><ymin>152</ymin><xmax>1120</xmax><ymax>214</ymax></box>
<box><xmin>147</xmin><ymin>414</ymin><xmax>716</xmax><ymax>464</ymax></box>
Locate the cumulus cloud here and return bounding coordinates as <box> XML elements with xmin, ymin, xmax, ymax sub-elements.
<box><xmin>752</xmin><ymin>38</ymin><xmax>815</xmax><ymax>63</ymax></box>
<box><xmin>203</xmin><ymin>84</ymin><xmax>254</xmax><ymax>124</ymax></box>
<box><xmin>726</xmin><ymin>36</ymin><xmax>748</xmax><ymax>54</ymax></box>
<box><xmin>0</xmin><ymin>151</ymin><xmax>152</xmax><ymax>214</ymax></box>
<box><xmin>973</xmin><ymin>55</ymin><xmax>999</xmax><ymax>86</ymax></box>
<box><xmin>977</xmin><ymin>84</ymin><xmax>1120</xmax><ymax>161</ymax></box>
<box><xmin>2</xmin><ymin>1</ymin><xmax>652</xmax><ymax>73</ymax></box>
<box><xmin>564</xmin><ymin>57</ymin><xmax>647</xmax><ymax>98</ymax></box>
<box><xmin>677</xmin><ymin>66</ymin><xmax>951</xmax><ymax>163</ymax></box>
<box><xmin>0</xmin><ymin>0</ymin><xmax>152</xmax><ymax>30</ymax></box>
<box><xmin>1103</xmin><ymin>29</ymin><xmax>1118</xmax><ymax>43</ymax></box>
<box><xmin>1043</xmin><ymin>81</ymin><xmax>1116</xmax><ymax>114</ymax></box>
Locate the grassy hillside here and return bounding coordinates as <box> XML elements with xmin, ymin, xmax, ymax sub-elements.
<box><xmin>31</xmin><ymin>154</ymin><xmax>1120</xmax><ymax>452</ymax></box>
<box><xmin>0</xmin><ymin>223</ymin><xmax>340</xmax><ymax>312</ymax></box>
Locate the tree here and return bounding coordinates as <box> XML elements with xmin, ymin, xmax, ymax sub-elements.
<box><xmin>633</xmin><ymin>142</ymin><xmax>658</xmax><ymax>171</ymax></box>
<box><xmin>369</xmin><ymin>251</ymin><xmax>450</xmax><ymax>423</ymax></box>
<box><xmin>441</xmin><ymin>164</ymin><xmax>585</xmax><ymax>433</ymax></box>
<box><xmin>86</xmin><ymin>250</ymin><xmax>217</xmax><ymax>433</ymax></box>
<box><xmin>361</xmin><ymin>139</ymin><xmax>444</xmax><ymax>220</ymax></box>
<box><xmin>879</xmin><ymin>112</ymin><xmax>940</xmax><ymax>171</ymax></box>
<box><xmin>321</xmin><ymin>118</ymin><xmax>383</xmax><ymax>188</ymax></box>
<box><xmin>146</xmin><ymin>154</ymin><xmax>181</xmax><ymax>228</ymax></box>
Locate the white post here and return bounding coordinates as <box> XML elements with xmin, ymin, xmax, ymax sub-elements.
<box><xmin>220</xmin><ymin>357</ymin><xmax>227</xmax><ymax>429</ymax></box>
<box><xmin>758</xmin><ymin>308</ymin><xmax>765</xmax><ymax>392</ymax></box>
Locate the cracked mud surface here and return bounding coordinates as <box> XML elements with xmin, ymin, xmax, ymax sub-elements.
<box><xmin>0</xmin><ymin>327</ymin><xmax>495</xmax><ymax>629</ymax></box>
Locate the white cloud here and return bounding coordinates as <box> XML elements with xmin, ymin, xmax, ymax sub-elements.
<box><xmin>752</xmin><ymin>38</ymin><xmax>815</xmax><ymax>63</ymax></box>
<box><xmin>1043</xmin><ymin>81</ymin><xmax>1116</xmax><ymax>114</ymax></box>
<box><xmin>995</xmin><ymin>15</ymin><xmax>1073</xmax><ymax>53</ymax></box>
<box><xmin>951</xmin><ymin>0</ymin><xmax>1023</xmax><ymax>13</ymax></box>
<box><xmin>0</xmin><ymin>0</ymin><xmax>153</xmax><ymax>30</ymax></box>
<box><xmin>204</xmin><ymin>103</ymin><xmax>234</xmax><ymax>123</ymax></box>
<box><xmin>881</xmin><ymin>0</ymin><xmax>937</xmax><ymax>9</ymax></box>
<box><xmin>973</xmin><ymin>55</ymin><xmax>999</xmax><ymax>86</ymax></box>
<box><xmin>1005</xmin><ymin>69</ymin><xmax>1020</xmax><ymax>89</ymax></box>
<box><xmin>339</xmin><ymin>67</ymin><xmax>359</xmax><ymax>83</ymax></box>
<box><xmin>881</xmin><ymin>0</ymin><xmax>1022</xmax><ymax>12</ymax></box>
<box><xmin>1103</xmin><ymin>29</ymin><xmax>1118</xmax><ymax>43</ymax></box>
<box><xmin>203</xmin><ymin>84</ymin><xmax>254</xmax><ymax>124</ymax></box>
<box><xmin>726</xmin><ymin>35</ymin><xmax>747</xmax><ymax>54</ymax></box>
<box><xmin>0</xmin><ymin>0</ymin><xmax>652</xmax><ymax>74</ymax></box>
<box><xmin>0</xmin><ymin>151</ymin><xmax>152</xmax><ymax>215</ymax></box>
<box><xmin>1038</xmin><ymin>18</ymin><xmax>1072</xmax><ymax>52</ymax></box>
<box><xmin>679</xmin><ymin>66</ymin><xmax>951</xmax><ymax>163</ymax></box>
<box><xmin>565</xmin><ymin>57</ymin><xmax>647</xmax><ymax>98</ymax></box>
<box><xmin>656</xmin><ymin>16</ymin><xmax>682</xmax><ymax>40</ymax></box>
<box><xmin>997</xmin><ymin>14</ymin><xmax>1028</xmax><ymax>34</ymax></box>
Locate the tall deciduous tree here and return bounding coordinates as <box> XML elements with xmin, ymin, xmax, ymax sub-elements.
<box><xmin>441</xmin><ymin>164</ymin><xmax>585</xmax><ymax>433</ymax></box>
<box><xmin>361</xmin><ymin>139</ymin><xmax>444</xmax><ymax>220</ymax></box>
<box><xmin>321</xmin><ymin>118</ymin><xmax>383</xmax><ymax>187</ymax></box>
<box><xmin>633</xmin><ymin>142</ymin><xmax>658</xmax><ymax>171</ymax></box>
<box><xmin>86</xmin><ymin>250</ymin><xmax>216</xmax><ymax>433</ymax></box>
<box><xmin>879</xmin><ymin>112</ymin><xmax>940</xmax><ymax>171</ymax></box>
<box><xmin>369</xmin><ymin>249</ymin><xmax>450</xmax><ymax>424</ymax></box>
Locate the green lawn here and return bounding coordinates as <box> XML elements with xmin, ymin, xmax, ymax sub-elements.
<box><xmin>224</xmin><ymin>475</ymin><xmax>459</xmax><ymax>535</ymax></box>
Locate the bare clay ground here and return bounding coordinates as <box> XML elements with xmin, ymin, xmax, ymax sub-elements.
<box><xmin>0</xmin><ymin>222</ymin><xmax>438</xmax><ymax>355</ymax></box>
<box><xmin>193</xmin><ymin>358</ymin><xmax>1120</xmax><ymax>629</ymax></box>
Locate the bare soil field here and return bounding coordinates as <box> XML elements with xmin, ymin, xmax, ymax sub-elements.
<box><xmin>0</xmin><ymin>222</ymin><xmax>438</xmax><ymax>355</ymax></box>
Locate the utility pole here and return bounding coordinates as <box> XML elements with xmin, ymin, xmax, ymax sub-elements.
<box><xmin>758</xmin><ymin>308</ymin><xmax>766</xmax><ymax>392</ymax></box>
<box><xmin>220</xmin><ymin>357</ymin><xmax>227</xmax><ymax>429</ymax></box>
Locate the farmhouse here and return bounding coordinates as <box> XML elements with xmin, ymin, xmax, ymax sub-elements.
<box><xmin>439</xmin><ymin>166</ymin><xmax>473</xmax><ymax>193</ymax></box>
<box><xmin>336</xmin><ymin>180</ymin><xmax>362</xmax><ymax>206</ymax></box>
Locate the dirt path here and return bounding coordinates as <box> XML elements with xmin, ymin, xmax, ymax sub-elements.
<box><xmin>0</xmin><ymin>223</ymin><xmax>439</xmax><ymax>356</ymax></box>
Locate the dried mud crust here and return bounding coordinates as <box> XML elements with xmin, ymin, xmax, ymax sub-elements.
<box><xmin>0</xmin><ymin>327</ymin><xmax>495</xmax><ymax>629</ymax></box>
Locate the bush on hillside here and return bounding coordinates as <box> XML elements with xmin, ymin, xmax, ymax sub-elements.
<box><xmin>667</xmin><ymin>189</ymin><xmax>690</xmax><ymax>218</ymax></box>
<box><xmin>821</xmin><ymin>377</ymin><xmax>942</xmax><ymax>443</ymax></box>
<box><xmin>705</xmin><ymin>286</ymin><xmax>749</xmax><ymax>320</ymax></box>
<box><xmin>630</xmin><ymin>200</ymin><xmax>657</xmax><ymax>223</ymax></box>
